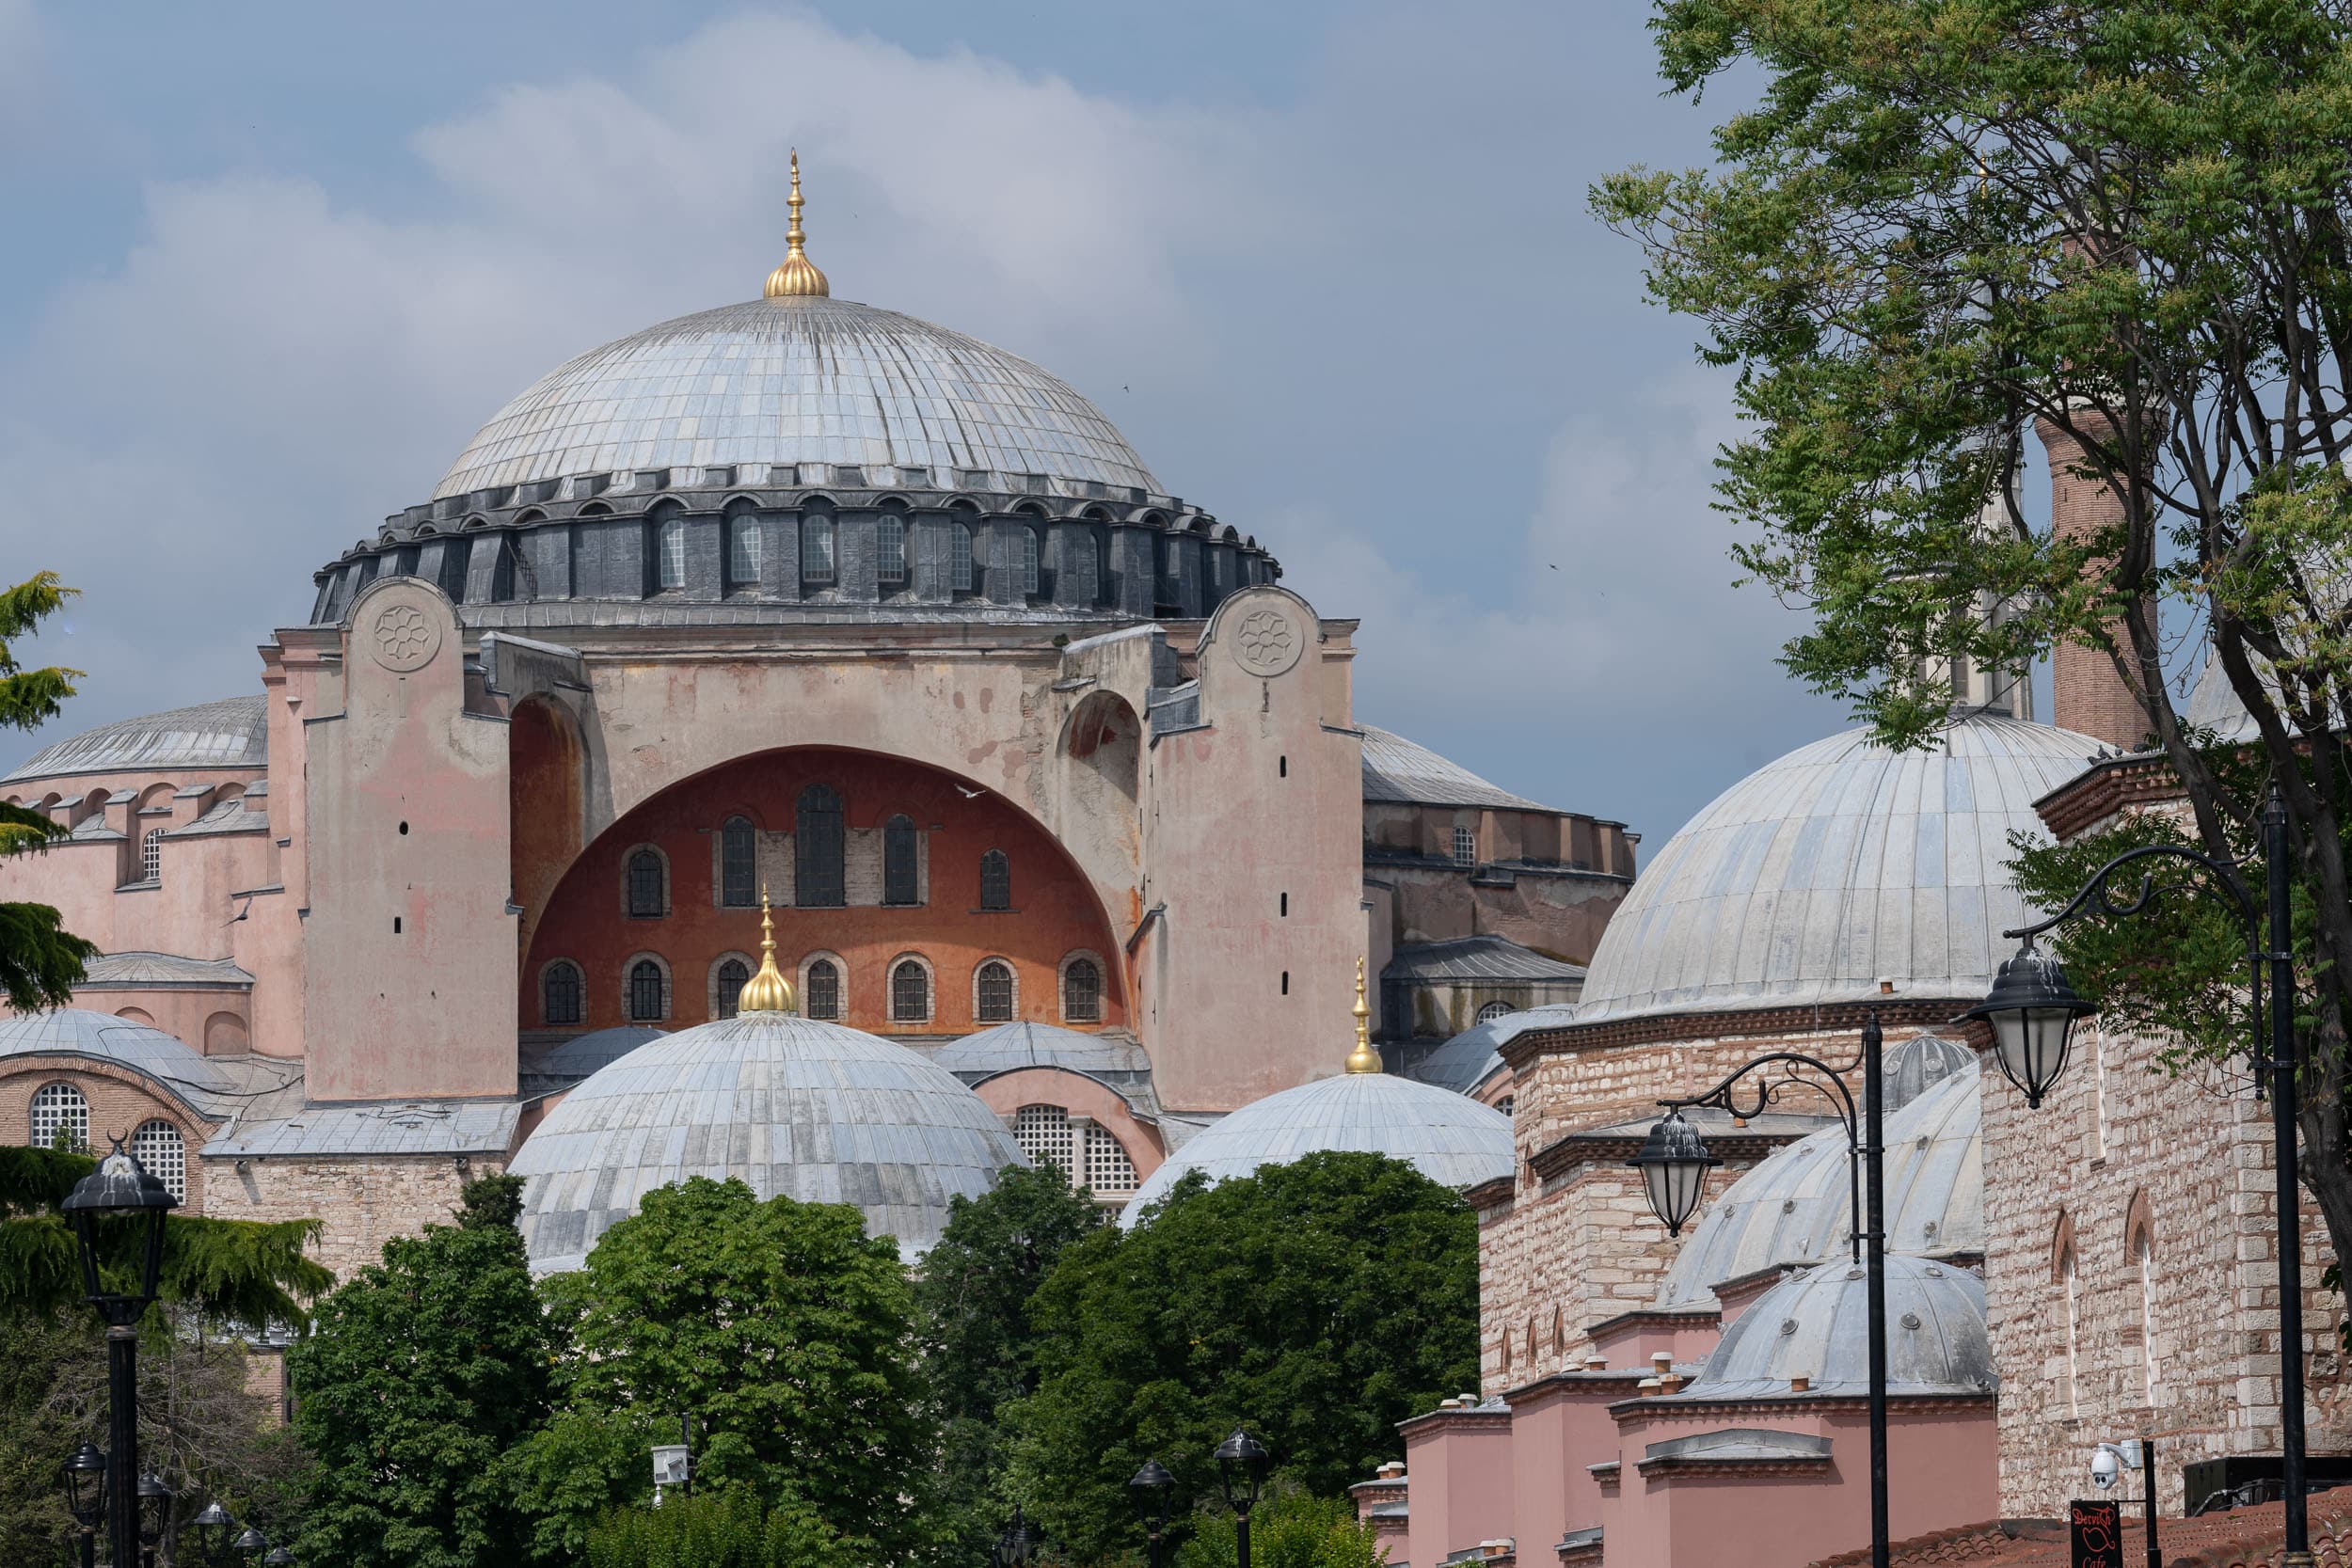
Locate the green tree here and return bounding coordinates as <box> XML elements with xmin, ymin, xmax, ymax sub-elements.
<box><xmin>511</xmin><ymin>1177</ymin><xmax>944</xmax><ymax>1565</ymax></box>
<box><xmin>1172</xmin><ymin>1492</ymin><xmax>1387</xmax><ymax>1568</ymax></box>
<box><xmin>915</xmin><ymin>1162</ymin><xmax>1104</xmax><ymax>1560</ymax></box>
<box><xmin>1592</xmin><ymin>0</ymin><xmax>2352</xmax><ymax>1276</ymax></box>
<box><xmin>1006</xmin><ymin>1152</ymin><xmax>1476</xmax><ymax>1561</ymax></box>
<box><xmin>0</xmin><ymin>571</ymin><xmax>98</xmax><ymax>1012</ymax></box>
<box><xmin>287</xmin><ymin>1174</ymin><xmax>553</xmax><ymax>1568</ymax></box>
<box><xmin>583</xmin><ymin>1489</ymin><xmax>859</xmax><ymax>1568</ymax></box>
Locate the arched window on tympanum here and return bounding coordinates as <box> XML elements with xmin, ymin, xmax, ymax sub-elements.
<box><xmin>978</xmin><ymin>848</ymin><xmax>1010</xmax><ymax>911</ymax></box>
<box><xmin>543</xmin><ymin>960</ymin><xmax>584</xmax><ymax>1026</ymax></box>
<box><xmin>796</xmin><ymin>784</ymin><xmax>845</xmax><ymax>908</ymax></box>
<box><xmin>628</xmin><ymin>849</ymin><xmax>666</xmax><ymax>917</ymax></box>
<box><xmin>805</xmin><ymin>958</ymin><xmax>842</xmax><ymax>1022</ymax></box>
<box><xmin>1083</xmin><ymin>1124</ymin><xmax>1136</xmax><ymax>1194</ymax></box>
<box><xmin>720</xmin><ymin>816</ymin><xmax>757</xmax><ymax>909</ymax></box>
<box><xmin>882</xmin><ymin>815</ymin><xmax>918</xmax><ymax>906</ymax></box>
<box><xmin>29</xmin><ymin>1083</ymin><xmax>87</xmax><ymax>1154</ymax></box>
<box><xmin>1013</xmin><ymin>1103</ymin><xmax>1073</xmax><ymax>1179</ymax></box>
<box><xmin>133</xmin><ymin>1120</ymin><xmax>185</xmax><ymax>1201</ymax></box>
<box><xmin>976</xmin><ymin>960</ymin><xmax>1014</xmax><ymax>1023</ymax></box>
<box><xmin>715</xmin><ymin>958</ymin><xmax>750</xmax><ymax>1021</ymax></box>
<box><xmin>891</xmin><ymin>959</ymin><xmax>930</xmax><ymax>1023</ymax></box>
<box><xmin>629</xmin><ymin>959</ymin><xmax>667</xmax><ymax>1022</ymax></box>
<box><xmin>1063</xmin><ymin>958</ymin><xmax>1101</xmax><ymax>1023</ymax></box>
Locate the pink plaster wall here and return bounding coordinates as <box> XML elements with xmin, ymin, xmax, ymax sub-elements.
<box><xmin>968</xmin><ymin>1066</ymin><xmax>1166</xmax><ymax>1180</ymax></box>
<box><xmin>1401</xmin><ymin>1408</ymin><xmax>1516</xmax><ymax>1567</ymax></box>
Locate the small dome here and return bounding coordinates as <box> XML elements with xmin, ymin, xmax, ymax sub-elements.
<box><xmin>1120</xmin><ymin>1071</ymin><xmax>1513</xmax><ymax>1226</ymax></box>
<box><xmin>432</xmin><ymin>295</ymin><xmax>1159</xmax><ymax>501</ymax></box>
<box><xmin>928</xmin><ymin>1022</ymin><xmax>1150</xmax><ymax>1081</ymax></box>
<box><xmin>0</xmin><ymin>1007</ymin><xmax>240</xmax><ymax>1117</ymax></box>
<box><xmin>521</xmin><ymin>1025</ymin><xmax>664</xmax><ymax>1086</ymax></box>
<box><xmin>3</xmin><ymin>695</ymin><xmax>268</xmax><ymax>786</ymax></box>
<box><xmin>1407</xmin><ymin>1005</ymin><xmax>1576</xmax><ymax>1095</ymax></box>
<box><xmin>1685</xmin><ymin>1254</ymin><xmax>1994</xmax><ymax>1400</ymax></box>
<box><xmin>1653</xmin><ymin>1046</ymin><xmax>1982</xmax><ymax>1310</ymax></box>
<box><xmin>509</xmin><ymin>1011</ymin><xmax>1026</xmax><ymax>1272</ymax></box>
<box><xmin>1574</xmin><ymin>714</ymin><xmax>2097</xmax><ymax>1027</ymax></box>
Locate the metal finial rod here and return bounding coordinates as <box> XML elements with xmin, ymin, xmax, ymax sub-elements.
<box><xmin>1345</xmin><ymin>957</ymin><xmax>1381</xmax><ymax>1073</ymax></box>
<box><xmin>765</xmin><ymin>150</ymin><xmax>830</xmax><ymax>298</ymax></box>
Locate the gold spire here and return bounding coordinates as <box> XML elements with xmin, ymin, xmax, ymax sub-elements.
<box><xmin>764</xmin><ymin>150</ymin><xmax>831</xmax><ymax>299</ymax></box>
<box><xmin>1345</xmin><ymin>957</ymin><xmax>1382</xmax><ymax>1074</ymax></box>
<box><xmin>736</xmin><ymin>886</ymin><xmax>799</xmax><ymax>1015</ymax></box>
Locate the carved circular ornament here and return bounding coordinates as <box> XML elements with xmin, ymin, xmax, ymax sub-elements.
<box><xmin>371</xmin><ymin>602</ymin><xmax>442</xmax><ymax>672</ymax></box>
<box><xmin>1230</xmin><ymin>605</ymin><xmax>1302</xmax><ymax>677</ymax></box>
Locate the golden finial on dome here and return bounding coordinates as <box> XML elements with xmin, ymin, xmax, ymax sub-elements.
<box><xmin>764</xmin><ymin>150</ymin><xmax>831</xmax><ymax>299</ymax></box>
<box><xmin>736</xmin><ymin>886</ymin><xmax>799</xmax><ymax>1015</ymax></box>
<box><xmin>1345</xmin><ymin>957</ymin><xmax>1382</xmax><ymax>1074</ymax></box>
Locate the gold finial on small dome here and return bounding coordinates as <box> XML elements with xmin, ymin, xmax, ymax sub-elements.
<box><xmin>736</xmin><ymin>886</ymin><xmax>799</xmax><ymax>1014</ymax></box>
<box><xmin>1345</xmin><ymin>957</ymin><xmax>1382</xmax><ymax>1074</ymax></box>
<box><xmin>764</xmin><ymin>150</ymin><xmax>831</xmax><ymax>299</ymax></box>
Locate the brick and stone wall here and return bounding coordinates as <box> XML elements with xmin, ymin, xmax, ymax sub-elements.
<box><xmin>0</xmin><ymin>1056</ymin><xmax>215</xmax><ymax>1207</ymax></box>
<box><xmin>197</xmin><ymin>1152</ymin><xmax>505</xmax><ymax>1288</ymax></box>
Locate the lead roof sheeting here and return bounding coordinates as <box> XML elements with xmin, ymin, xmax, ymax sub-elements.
<box><xmin>1359</xmin><ymin>724</ymin><xmax>1554</xmax><ymax>813</ymax></box>
<box><xmin>161</xmin><ymin>798</ymin><xmax>269</xmax><ymax>838</ymax></box>
<box><xmin>1572</xmin><ymin>715</ymin><xmax>2099</xmax><ymax>1026</ymax></box>
<box><xmin>81</xmin><ymin>951</ymin><xmax>256</xmax><ymax>988</ymax></box>
<box><xmin>1406</xmin><ymin>1003</ymin><xmax>1579</xmax><ymax>1094</ymax></box>
<box><xmin>3</xmin><ymin>695</ymin><xmax>269</xmax><ymax>785</ymax></box>
<box><xmin>1384</xmin><ymin>936</ymin><xmax>1587</xmax><ymax>985</ymax></box>
<box><xmin>0</xmin><ymin>1007</ymin><xmax>243</xmax><ymax>1117</ymax></box>
<box><xmin>204</xmin><ymin>1101</ymin><xmax>520</xmax><ymax>1159</ymax></box>
<box><xmin>432</xmin><ymin>296</ymin><xmax>1160</xmax><ymax>500</ymax></box>
<box><xmin>925</xmin><ymin>1022</ymin><xmax>1151</xmax><ymax>1077</ymax></box>
<box><xmin>1682</xmin><ymin>1254</ymin><xmax>1994</xmax><ymax>1400</ymax></box>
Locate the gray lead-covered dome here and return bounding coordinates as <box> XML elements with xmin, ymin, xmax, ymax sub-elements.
<box><xmin>509</xmin><ymin>1011</ymin><xmax>1026</xmax><ymax>1272</ymax></box>
<box><xmin>3</xmin><ymin>695</ymin><xmax>268</xmax><ymax>786</ymax></box>
<box><xmin>1683</xmin><ymin>1255</ymin><xmax>1994</xmax><ymax>1400</ymax></box>
<box><xmin>433</xmin><ymin>295</ymin><xmax>1160</xmax><ymax>500</ymax></box>
<box><xmin>1574</xmin><ymin>714</ymin><xmax>2096</xmax><ymax>1026</ymax></box>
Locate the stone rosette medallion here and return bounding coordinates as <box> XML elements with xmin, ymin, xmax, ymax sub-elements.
<box><xmin>371</xmin><ymin>601</ymin><xmax>442</xmax><ymax>673</ymax></box>
<box><xmin>1231</xmin><ymin>605</ymin><xmax>1303</xmax><ymax>677</ymax></box>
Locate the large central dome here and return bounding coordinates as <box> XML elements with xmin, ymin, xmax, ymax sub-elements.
<box><xmin>432</xmin><ymin>294</ymin><xmax>1160</xmax><ymax>500</ymax></box>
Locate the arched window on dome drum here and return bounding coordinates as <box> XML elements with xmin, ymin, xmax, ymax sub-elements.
<box><xmin>714</xmin><ymin>958</ymin><xmax>749</xmax><ymax>1021</ymax></box>
<box><xmin>727</xmin><ymin>514</ymin><xmax>762</xmax><ymax>589</ymax></box>
<box><xmin>1022</xmin><ymin>527</ymin><xmax>1042</xmax><ymax>597</ymax></box>
<box><xmin>891</xmin><ymin>959</ymin><xmax>930</xmax><ymax>1022</ymax></box>
<box><xmin>141</xmin><ymin>827</ymin><xmax>163</xmax><ymax>884</ymax></box>
<box><xmin>133</xmin><ymin>1120</ymin><xmax>185</xmax><ymax>1201</ymax></box>
<box><xmin>1063</xmin><ymin>959</ymin><xmax>1101</xmax><ymax>1023</ymax></box>
<box><xmin>949</xmin><ymin>523</ymin><xmax>975</xmax><ymax>593</ymax></box>
<box><xmin>1084</xmin><ymin>1125</ymin><xmax>1136</xmax><ymax>1194</ymax></box>
<box><xmin>490</xmin><ymin>538</ymin><xmax>518</xmax><ymax>603</ymax></box>
<box><xmin>979</xmin><ymin>848</ymin><xmax>1011</xmax><ymax>911</ymax></box>
<box><xmin>877</xmin><ymin>515</ymin><xmax>908</xmax><ymax>586</ymax></box>
<box><xmin>628</xmin><ymin>849</ymin><xmax>666</xmax><ymax>917</ymax></box>
<box><xmin>543</xmin><ymin>961</ymin><xmax>583</xmax><ymax>1026</ymax></box>
<box><xmin>30</xmin><ymin>1083</ymin><xmax>87</xmax><ymax>1153</ymax></box>
<box><xmin>1475</xmin><ymin>1000</ymin><xmax>1513</xmax><ymax>1025</ymax></box>
<box><xmin>1068</xmin><ymin>531</ymin><xmax>1097</xmax><ymax>606</ymax></box>
<box><xmin>720</xmin><ymin>816</ymin><xmax>757</xmax><ymax>908</ymax></box>
<box><xmin>438</xmin><ymin>539</ymin><xmax>470</xmax><ymax>604</ymax></box>
<box><xmin>805</xmin><ymin>958</ymin><xmax>841</xmax><ymax>1021</ymax></box>
<box><xmin>882</xmin><ymin>815</ymin><xmax>918</xmax><ymax>906</ymax></box>
<box><xmin>394</xmin><ymin>545</ymin><xmax>421</xmax><ymax>578</ymax></box>
<box><xmin>629</xmin><ymin>959</ymin><xmax>666</xmax><ymax>1022</ymax></box>
<box><xmin>795</xmin><ymin>784</ymin><xmax>845</xmax><ymax>908</ymax></box>
<box><xmin>657</xmin><ymin>515</ymin><xmax>688</xmax><ymax>591</ymax></box>
<box><xmin>976</xmin><ymin>960</ymin><xmax>1014</xmax><ymax>1022</ymax></box>
<box><xmin>1452</xmin><ymin>826</ymin><xmax>1477</xmax><ymax>865</ymax></box>
<box><xmin>802</xmin><ymin>515</ymin><xmax>836</xmax><ymax>589</ymax></box>
<box><xmin>1014</xmin><ymin>1103</ymin><xmax>1074</xmax><ymax>1179</ymax></box>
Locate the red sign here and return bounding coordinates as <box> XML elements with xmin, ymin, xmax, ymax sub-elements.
<box><xmin>2070</xmin><ymin>1498</ymin><xmax>2122</xmax><ymax>1568</ymax></box>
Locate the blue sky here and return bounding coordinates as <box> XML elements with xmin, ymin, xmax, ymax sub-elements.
<box><xmin>0</xmin><ymin>0</ymin><xmax>1868</xmax><ymax>847</ymax></box>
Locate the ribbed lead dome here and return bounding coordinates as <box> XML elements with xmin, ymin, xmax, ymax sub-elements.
<box><xmin>1683</xmin><ymin>1255</ymin><xmax>1994</xmax><ymax>1400</ymax></box>
<box><xmin>432</xmin><ymin>295</ymin><xmax>1159</xmax><ymax>500</ymax></box>
<box><xmin>1574</xmin><ymin>714</ymin><xmax>2096</xmax><ymax>1026</ymax></box>
<box><xmin>508</xmin><ymin>1011</ymin><xmax>1026</xmax><ymax>1272</ymax></box>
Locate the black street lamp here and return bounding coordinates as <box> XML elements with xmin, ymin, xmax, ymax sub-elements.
<box><xmin>1129</xmin><ymin>1458</ymin><xmax>1176</xmax><ymax>1568</ymax></box>
<box><xmin>192</xmin><ymin>1500</ymin><xmax>238</xmax><ymax>1564</ymax></box>
<box><xmin>262</xmin><ymin>1550</ymin><xmax>294</xmax><ymax>1568</ymax></box>
<box><xmin>61</xmin><ymin>1443</ymin><xmax>105</xmax><ymax>1568</ymax></box>
<box><xmin>135</xmin><ymin>1475</ymin><xmax>171</xmax><ymax>1568</ymax></box>
<box><xmin>233</xmin><ymin>1525</ymin><xmax>271</xmax><ymax>1564</ymax></box>
<box><xmin>61</xmin><ymin>1138</ymin><xmax>179</xmax><ymax>1568</ymax></box>
<box><xmin>1629</xmin><ymin>1014</ymin><xmax>1891</xmax><ymax>1568</ymax></box>
<box><xmin>1213</xmin><ymin>1428</ymin><xmax>1271</xmax><ymax>1568</ymax></box>
<box><xmin>1968</xmin><ymin>784</ymin><xmax>2312</xmax><ymax>1564</ymax></box>
<box><xmin>993</xmin><ymin>1506</ymin><xmax>1040</xmax><ymax>1568</ymax></box>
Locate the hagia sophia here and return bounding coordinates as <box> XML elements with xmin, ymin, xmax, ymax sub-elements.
<box><xmin>4</xmin><ymin>158</ymin><xmax>2346</xmax><ymax>1566</ymax></box>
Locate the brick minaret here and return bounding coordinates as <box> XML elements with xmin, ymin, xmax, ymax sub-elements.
<box><xmin>2036</xmin><ymin>410</ymin><xmax>2153</xmax><ymax>750</ymax></box>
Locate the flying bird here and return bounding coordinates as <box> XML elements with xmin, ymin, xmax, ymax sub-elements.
<box><xmin>955</xmin><ymin>784</ymin><xmax>987</xmax><ymax>800</ymax></box>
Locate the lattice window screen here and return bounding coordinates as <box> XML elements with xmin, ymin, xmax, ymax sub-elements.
<box><xmin>1084</xmin><ymin>1126</ymin><xmax>1136</xmax><ymax>1194</ymax></box>
<box><xmin>133</xmin><ymin>1119</ymin><xmax>186</xmax><ymax>1200</ymax></box>
<box><xmin>1014</xmin><ymin>1104</ymin><xmax>1074</xmax><ymax>1180</ymax></box>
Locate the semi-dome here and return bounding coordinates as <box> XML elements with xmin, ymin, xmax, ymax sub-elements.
<box><xmin>1682</xmin><ymin>1254</ymin><xmax>1994</xmax><ymax>1400</ymax></box>
<box><xmin>433</xmin><ymin>294</ymin><xmax>1159</xmax><ymax>501</ymax></box>
<box><xmin>1574</xmin><ymin>714</ymin><xmax>2098</xmax><ymax>1027</ymax></box>
<box><xmin>509</xmin><ymin>1006</ymin><xmax>1026</xmax><ymax>1272</ymax></box>
<box><xmin>1653</xmin><ymin>1042</ymin><xmax>1984</xmax><ymax>1310</ymax></box>
<box><xmin>928</xmin><ymin>1022</ymin><xmax>1151</xmax><ymax>1082</ymax></box>
<box><xmin>3</xmin><ymin>695</ymin><xmax>267</xmax><ymax>787</ymax></box>
<box><xmin>0</xmin><ymin>1007</ymin><xmax>243</xmax><ymax>1118</ymax></box>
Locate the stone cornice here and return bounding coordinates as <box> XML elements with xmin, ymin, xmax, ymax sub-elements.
<box><xmin>1581</xmin><ymin>1306</ymin><xmax>1721</xmax><ymax>1344</ymax></box>
<box><xmin>1608</xmin><ymin>1390</ymin><xmax>1995</xmax><ymax>1421</ymax></box>
<box><xmin>2031</xmin><ymin>749</ymin><xmax>2185</xmax><ymax>840</ymax></box>
<box><xmin>1395</xmin><ymin>1406</ymin><xmax>1511</xmax><ymax>1437</ymax></box>
<box><xmin>1502</xmin><ymin>998</ymin><xmax>1969</xmax><ymax>1071</ymax></box>
<box><xmin>1464</xmin><ymin>1175</ymin><xmax>1514</xmax><ymax>1212</ymax></box>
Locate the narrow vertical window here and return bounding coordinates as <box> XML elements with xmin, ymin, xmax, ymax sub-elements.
<box><xmin>2061</xmin><ymin>1245</ymin><xmax>2081</xmax><ymax>1418</ymax></box>
<box><xmin>629</xmin><ymin>959</ymin><xmax>666</xmax><ymax>1022</ymax></box>
<box><xmin>720</xmin><ymin>816</ymin><xmax>757</xmax><ymax>908</ymax></box>
<box><xmin>877</xmin><ymin>515</ymin><xmax>907</xmax><ymax>585</ymax></box>
<box><xmin>728</xmin><ymin>515</ymin><xmax>762</xmax><ymax>587</ymax></box>
<box><xmin>2137</xmin><ymin>1229</ymin><xmax>2159</xmax><ymax>1399</ymax></box>
<box><xmin>132</xmin><ymin>1119</ymin><xmax>186</xmax><ymax>1201</ymax></box>
<box><xmin>950</xmin><ymin>523</ymin><xmax>975</xmax><ymax>592</ymax></box>
<box><xmin>795</xmin><ymin>784</ymin><xmax>845</xmax><ymax>908</ymax></box>
<box><xmin>715</xmin><ymin>958</ymin><xmax>749</xmax><ymax>1020</ymax></box>
<box><xmin>439</xmin><ymin>539</ymin><xmax>470</xmax><ymax>604</ymax></box>
<box><xmin>978</xmin><ymin>848</ymin><xmax>1010</xmax><ymax>911</ymax></box>
<box><xmin>976</xmin><ymin>959</ymin><xmax>1014</xmax><ymax>1022</ymax></box>
<box><xmin>891</xmin><ymin>959</ymin><xmax>930</xmax><ymax>1022</ymax></box>
<box><xmin>1063</xmin><ymin>958</ymin><xmax>1101</xmax><ymax>1023</ymax></box>
<box><xmin>141</xmin><ymin>827</ymin><xmax>164</xmax><ymax>883</ymax></box>
<box><xmin>490</xmin><ymin>538</ymin><xmax>518</xmax><ymax>603</ymax></box>
<box><xmin>882</xmin><ymin>815</ymin><xmax>919</xmax><ymax>906</ymax></box>
<box><xmin>544</xmin><ymin>960</ymin><xmax>583</xmax><ymax>1025</ymax></box>
<box><xmin>627</xmin><ymin>849</ymin><xmax>666</xmax><ymax>917</ymax></box>
<box><xmin>658</xmin><ymin>515</ymin><xmax>688</xmax><ymax>590</ymax></box>
<box><xmin>1453</xmin><ymin>826</ymin><xmax>1477</xmax><ymax>865</ymax></box>
<box><xmin>1022</xmin><ymin>527</ymin><xmax>1041</xmax><ymax>596</ymax></box>
<box><xmin>802</xmin><ymin>515</ymin><xmax>836</xmax><ymax>588</ymax></box>
<box><xmin>805</xmin><ymin>958</ymin><xmax>841</xmax><ymax>1021</ymax></box>
<box><xmin>1068</xmin><ymin>532</ymin><xmax>1096</xmax><ymax>603</ymax></box>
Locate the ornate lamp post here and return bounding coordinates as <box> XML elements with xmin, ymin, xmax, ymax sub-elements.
<box><xmin>1629</xmin><ymin>1014</ymin><xmax>1891</xmax><ymax>1568</ymax></box>
<box><xmin>61</xmin><ymin>1138</ymin><xmax>179</xmax><ymax>1568</ymax></box>
<box><xmin>232</xmin><ymin>1525</ymin><xmax>272</xmax><ymax>1564</ymax></box>
<box><xmin>1129</xmin><ymin>1458</ymin><xmax>1176</xmax><ymax>1568</ymax></box>
<box><xmin>61</xmin><ymin>1442</ymin><xmax>105</xmax><ymax>1568</ymax></box>
<box><xmin>1968</xmin><ymin>784</ymin><xmax>2311</xmax><ymax>1563</ymax></box>
<box><xmin>1213</xmin><ymin>1428</ymin><xmax>1271</xmax><ymax>1568</ymax></box>
<box><xmin>135</xmin><ymin>1475</ymin><xmax>171</xmax><ymax>1568</ymax></box>
<box><xmin>191</xmin><ymin>1500</ymin><xmax>238</xmax><ymax>1564</ymax></box>
<box><xmin>993</xmin><ymin>1506</ymin><xmax>1039</xmax><ymax>1568</ymax></box>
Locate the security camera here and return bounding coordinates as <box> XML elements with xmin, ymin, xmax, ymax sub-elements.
<box><xmin>2090</xmin><ymin>1445</ymin><xmax>2123</xmax><ymax>1489</ymax></box>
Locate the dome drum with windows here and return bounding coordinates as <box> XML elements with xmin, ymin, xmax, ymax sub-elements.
<box><xmin>309</xmin><ymin>157</ymin><xmax>1278</xmax><ymax>631</ymax></box>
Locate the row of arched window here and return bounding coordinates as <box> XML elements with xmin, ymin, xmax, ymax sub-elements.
<box><xmin>2054</xmin><ymin>1201</ymin><xmax>2162</xmax><ymax>1416</ymax></box>
<box><xmin>27</xmin><ymin>1084</ymin><xmax>187</xmax><ymax>1199</ymax></box>
<box><xmin>622</xmin><ymin>797</ymin><xmax>1015</xmax><ymax>915</ymax></box>
<box><xmin>540</xmin><ymin>952</ymin><xmax>1104</xmax><ymax>1027</ymax></box>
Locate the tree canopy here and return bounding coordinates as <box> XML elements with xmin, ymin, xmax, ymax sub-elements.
<box><xmin>1006</xmin><ymin>1151</ymin><xmax>1477</xmax><ymax>1561</ymax></box>
<box><xmin>0</xmin><ymin>571</ymin><xmax>97</xmax><ymax>1012</ymax></box>
<box><xmin>1593</xmin><ymin>0</ymin><xmax>2352</xmax><ymax>1275</ymax></box>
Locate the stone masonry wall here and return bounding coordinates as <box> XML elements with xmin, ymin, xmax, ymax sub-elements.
<box><xmin>1982</xmin><ymin>1016</ymin><xmax>2350</xmax><ymax>1516</ymax></box>
<box><xmin>197</xmin><ymin>1153</ymin><xmax>506</xmax><ymax>1288</ymax></box>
